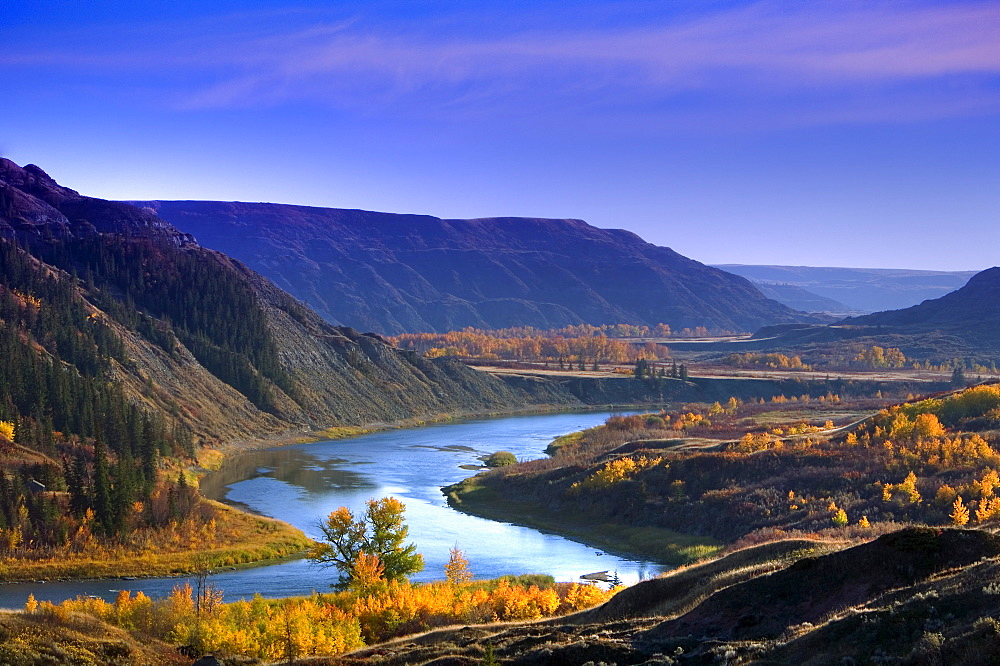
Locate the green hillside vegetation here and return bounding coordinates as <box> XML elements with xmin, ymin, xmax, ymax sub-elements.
<box><xmin>36</xmin><ymin>235</ymin><xmax>296</xmax><ymax>413</ymax></box>
<box><xmin>0</xmin><ymin>240</ymin><xmax>312</xmax><ymax>578</ymax></box>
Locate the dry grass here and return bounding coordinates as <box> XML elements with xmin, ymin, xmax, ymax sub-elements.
<box><xmin>573</xmin><ymin>536</ymin><xmax>840</xmax><ymax>624</ymax></box>
<box><xmin>0</xmin><ymin>610</ymin><xmax>187</xmax><ymax>666</ymax></box>
<box><xmin>0</xmin><ymin>499</ymin><xmax>312</xmax><ymax>581</ymax></box>
<box><xmin>321</xmin><ymin>527</ymin><xmax>1000</xmax><ymax>665</ymax></box>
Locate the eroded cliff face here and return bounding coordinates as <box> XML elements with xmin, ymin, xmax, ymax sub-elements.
<box><xmin>0</xmin><ymin>160</ymin><xmax>195</xmax><ymax>244</ymax></box>
<box><xmin>0</xmin><ymin>160</ymin><xmax>588</xmax><ymax>446</ymax></box>
<box><xmin>134</xmin><ymin>199</ymin><xmax>812</xmax><ymax>335</ymax></box>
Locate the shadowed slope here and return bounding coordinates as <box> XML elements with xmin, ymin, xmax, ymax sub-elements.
<box><xmin>0</xmin><ymin>160</ymin><xmax>579</xmax><ymax>444</ymax></box>
<box><xmin>133</xmin><ymin>200</ymin><xmax>810</xmax><ymax>334</ymax></box>
<box><xmin>324</xmin><ymin>528</ymin><xmax>1000</xmax><ymax>665</ymax></box>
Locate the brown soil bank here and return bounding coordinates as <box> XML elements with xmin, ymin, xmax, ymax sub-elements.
<box><xmin>321</xmin><ymin>527</ymin><xmax>1000</xmax><ymax>665</ymax></box>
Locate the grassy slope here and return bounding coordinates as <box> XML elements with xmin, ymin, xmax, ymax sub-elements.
<box><xmin>326</xmin><ymin>527</ymin><xmax>1000</xmax><ymax>665</ymax></box>
<box><xmin>446</xmin><ymin>384</ymin><xmax>1000</xmax><ymax>562</ymax></box>
<box><xmin>445</xmin><ymin>401</ymin><xmax>869</xmax><ymax>566</ymax></box>
<box><xmin>0</xmin><ymin>610</ymin><xmax>187</xmax><ymax>666</ymax></box>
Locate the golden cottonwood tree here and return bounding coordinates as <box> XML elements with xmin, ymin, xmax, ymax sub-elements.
<box><xmin>444</xmin><ymin>546</ymin><xmax>473</xmax><ymax>586</ymax></box>
<box><xmin>309</xmin><ymin>497</ymin><xmax>424</xmax><ymax>589</ymax></box>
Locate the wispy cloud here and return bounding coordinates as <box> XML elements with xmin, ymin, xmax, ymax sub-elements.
<box><xmin>5</xmin><ymin>1</ymin><xmax>999</xmax><ymax>129</ymax></box>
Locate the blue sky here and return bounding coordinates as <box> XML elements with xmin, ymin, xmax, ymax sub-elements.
<box><xmin>3</xmin><ymin>0</ymin><xmax>998</xmax><ymax>270</ymax></box>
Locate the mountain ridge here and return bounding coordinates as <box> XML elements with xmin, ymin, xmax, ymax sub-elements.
<box><xmin>715</xmin><ymin>263</ymin><xmax>978</xmax><ymax>313</ymax></box>
<box><xmin>0</xmin><ymin>160</ymin><xmax>585</xmax><ymax>446</ymax></box>
<box><xmin>844</xmin><ymin>266</ymin><xmax>1000</xmax><ymax>341</ymax></box>
<box><xmin>675</xmin><ymin>266</ymin><xmax>1000</xmax><ymax>360</ymax></box>
<box><xmin>132</xmin><ymin>199</ymin><xmax>812</xmax><ymax>335</ymax></box>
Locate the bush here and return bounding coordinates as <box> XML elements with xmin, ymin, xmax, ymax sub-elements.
<box><xmin>485</xmin><ymin>451</ymin><xmax>518</xmax><ymax>467</ymax></box>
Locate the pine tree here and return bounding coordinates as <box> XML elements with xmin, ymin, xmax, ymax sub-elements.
<box><xmin>93</xmin><ymin>439</ymin><xmax>113</xmax><ymax>535</ymax></box>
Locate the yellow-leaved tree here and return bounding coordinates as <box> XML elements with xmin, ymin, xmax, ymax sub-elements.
<box><xmin>349</xmin><ymin>552</ymin><xmax>387</xmax><ymax>592</ymax></box>
<box><xmin>951</xmin><ymin>496</ymin><xmax>970</xmax><ymax>526</ymax></box>
<box><xmin>308</xmin><ymin>497</ymin><xmax>424</xmax><ymax>590</ymax></box>
<box><xmin>444</xmin><ymin>546</ymin><xmax>473</xmax><ymax>586</ymax></box>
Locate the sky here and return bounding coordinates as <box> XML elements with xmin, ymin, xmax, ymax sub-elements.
<box><xmin>3</xmin><ymin>0</ymin><xmax>998</xmax><ymax>271</ymax></box>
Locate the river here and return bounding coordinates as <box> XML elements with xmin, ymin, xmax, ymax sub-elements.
<box><xmin>0</xmin><ymin>411</ymin><xmax>664</xmax><ymax>606</ymax></box>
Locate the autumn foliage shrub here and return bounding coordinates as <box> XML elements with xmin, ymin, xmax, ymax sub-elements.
<box><xmin>29</xmin><ymin>576</ymin><xmax>618</xmax><ymax>660</ymax></box>
<box><xmin>724</xmin><ymin>353</ymin><xmax>812</xmax><ymax>370</ymax></box>
<box><xmin>529</xmin><ymin>385</ymin><xmax>1000</xmax><ymax>546</ymax></box>
<box><xmin>390</xmin><ymin>326</ymin><xmax>671</xmax><ymax>364</ymax></box>
<box><xmin>570</xmin><ymin>455</ymin><xmax>663</xmax><ymax>492</ymax></box>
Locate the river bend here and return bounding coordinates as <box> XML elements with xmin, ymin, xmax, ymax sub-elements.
<box><xmin>0</xmin><ymin>411</ymin><xmax>662</xmax><ymax>606</ymax></box>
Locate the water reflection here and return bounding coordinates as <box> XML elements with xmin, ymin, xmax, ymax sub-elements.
<box><xmin>200</xmin><ymin>450</ymin><xmax>376</xmax><ymax>501</ymax></box>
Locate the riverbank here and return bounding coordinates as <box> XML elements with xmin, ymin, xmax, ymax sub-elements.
<box><xmin>2</xmin><ymin>405</ymin><xmax>664</xmax><ymax>586</ymax></box>
<box><xmin>444</xmin><ymin>474</ymin><xmax>722</xmax><ymax>566</ymax></box>
<box><xmin>212</xmin><ymin>401</ymin><xmax>666</xmax><ymax>457</ymax></box>
<box><xmin>0</xmin><ymin>368</ymin><xmax>927</xmax><ymax>584</ymax></box>
<box><xmin>0</xmin><ymin>501</ymin><xmax>311</xmax><ymax>583</ymax></box>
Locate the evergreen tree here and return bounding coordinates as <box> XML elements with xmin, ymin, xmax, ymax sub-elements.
<box><xmin>66</xmin><ymin>451</ymin><xmax>90</xmax><ymax>516</ymax></box>
<box><xmin>93</xmin><ymin>439</ymin><xmax>113</xmax><ymax>535</ymax></box>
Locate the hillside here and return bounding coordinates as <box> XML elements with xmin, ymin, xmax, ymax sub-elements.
<box><xmin>332</xmin><ymin>527</ymin><xmax>1000</xmax><ymax>665</ymax></box>
<box><xmin>750</xmin><ymin>281</ymin><xmax>853</xmax><ymax>314</ymax></box>
<box><xmin>664</xmin><ymin>267</ymin><xmax>1000</xmax><ymax>364</ymax></box>
<box><xmin>0</xmin><ymin>159</ymin><xmax>608</xmax><ymax>577</ymax></box>
<box><xmin>131</xmin><ymin>200</ymin><xmax>811</xmax><ymax>335</ymax></box>
<box><xmin>715</xmin><ymin>264</ymin><xmax>977</xmax><ymax>313</ymax></box>
<box><xmin>0</xmin><ymin>159</ymin><xmax>580</xmax><ymax>448</ymax></box>
<box><xmin>387</xmin><ymin>386</ymin><xmax>1000</xmax><ymax>663</ymax></box>
<box><xmin>845</xmin><ymin>267</ymin><xmax>1000</xmax><ymax>342</ymax></box>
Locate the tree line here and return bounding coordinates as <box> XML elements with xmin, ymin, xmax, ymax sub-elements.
<box><xmin>33</xmin><ymin>236</ymin><xmax>296</xmax><ymax>413</ymax></box>
<box><xmin>391</xmin><ymin>327</ymin><xmax>672</xmax><ymax>364</ymax></box>
<box><xmin>0</xmin><ymin>239</ymin><xmax>196</xmax><ymax>548</ymax></box>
